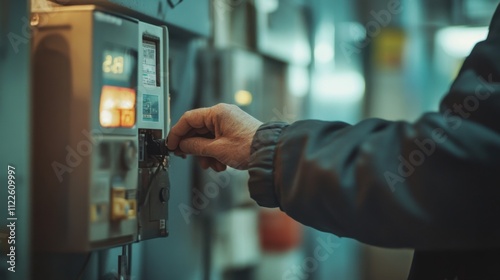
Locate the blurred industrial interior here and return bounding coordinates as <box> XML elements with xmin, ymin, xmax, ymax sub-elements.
<box><xmin>0</xmin><ymin>0</ymin><xmax>498</xmax><ymax>279</ymax></box>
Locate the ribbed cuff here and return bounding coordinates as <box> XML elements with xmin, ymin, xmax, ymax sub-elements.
<box><xmin>248</xmin><ymin>122</ymin><xmax>289</xmax><ymax>208</ymax></box>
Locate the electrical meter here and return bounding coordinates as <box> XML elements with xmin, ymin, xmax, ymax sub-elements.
<box><xmin>32</xmin><ymin>5</ymin><xmax>170</xmax><ymax>252</ymax></box>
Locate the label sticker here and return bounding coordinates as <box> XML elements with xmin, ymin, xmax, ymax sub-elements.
<box><xmin>143</xmin><ymin>94</ymin><xmax>159</xmax><ymax>122</ymax></box>
<box><xmin>142</xmin><ymin>40</ymin><xmax>157</xmax><ymax>86</ymax></box>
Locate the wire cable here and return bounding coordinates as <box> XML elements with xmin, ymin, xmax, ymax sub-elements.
<box><xmin>142</xmin><ymin>155</ymin><xmax>166</xmax><ymax>208</ymax></box>
<box><xmin>76</xmin><ymin>252</ymin><xmax>93</xmax><ymax>280</ymax></box>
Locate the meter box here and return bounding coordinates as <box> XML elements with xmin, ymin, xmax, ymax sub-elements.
<box><xmin>32</xmin><ymin>5</ymin><xmax>170</xmax><ymax>252</ymax></box>
<box><xmin>49</xmin><ymin>0</ymin><xmax>211</xmax><ymax>37</ymax></box>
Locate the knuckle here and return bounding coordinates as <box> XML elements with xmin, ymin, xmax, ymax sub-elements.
<box><xmin>213</xmin><ymin>103</ymin><xmax>225</xmax><ymax>110</ymax></box>
<box><xmin>215</xmin><ymin>103</ymin><xmax>232</xmax><ymax>110</ymax></box>
<box><xmin>182</xmin><ymin>111</ymin><xmax>191</xmax><ymax>119</ymax></box>
<box><xmin>228</xmin><ymin>104</ymin><xmax>239</xmax><ymax>111</ymax></box>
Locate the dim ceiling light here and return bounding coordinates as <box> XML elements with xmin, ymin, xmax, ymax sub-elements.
<box><xmin>315</xmin><ymin>44</ymin><xmax>334</xmax><ymax>64</ymax></box>
<box><xmin>234</xmin><ymin>90</ymin><xmax>253</xmax><ymax>106</ymax></box>
<box><xmin>436</xmin><ymin>26</ymin><xmax>488</xmax><ymax>58</ymax></box>
<box><xmin>314</xmin><ymin>23</ymin><xmax>335</xmax><ymax>65</ymax></box>
<box><xmin>313</xmin><ymin>70</ymin><xmax>365</xmax><ymax>104</ymax></box>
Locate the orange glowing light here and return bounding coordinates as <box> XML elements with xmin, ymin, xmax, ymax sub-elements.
<box><xmin>99</xmin><ymin>86</ymin><xmax>136</xmax><ymax>128</ymax></box>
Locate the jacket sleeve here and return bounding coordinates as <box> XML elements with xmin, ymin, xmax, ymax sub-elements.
<box><xmin>248</xmin><ymin>7</ymin><xmax>500</xmax><ymax>250</ymax></box>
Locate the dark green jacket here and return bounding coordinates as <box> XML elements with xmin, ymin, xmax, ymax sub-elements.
<box><xmin>248</xmin><ymin>4</ymin><xmax>500</xmax><ymax>279</ymax></box>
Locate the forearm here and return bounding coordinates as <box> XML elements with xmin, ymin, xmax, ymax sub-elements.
<box><xmin>248</xmin><ymin>115</ymin><xmax>500</xmax><ymax>250</ymax></box>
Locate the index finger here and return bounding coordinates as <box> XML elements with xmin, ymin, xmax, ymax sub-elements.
<box><xmin>167</xmin><ymin>107</ymin><xmax>214</xmax><ymax>150</ymax></box>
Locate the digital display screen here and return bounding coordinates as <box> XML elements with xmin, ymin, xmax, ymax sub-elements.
<box><xmin>100</xmin><ymin>47</ymin><xmax>137</xmax><ymax>128</ymax></box>
<box><xmin>142</xmin><ymin>39</ymin><xmax>158</xmax><ymax>87</ymax></box>
<box><xmin>102</xmin><ymin>49</ymin><xmax>136</xmax><ymax>83</ymax></box>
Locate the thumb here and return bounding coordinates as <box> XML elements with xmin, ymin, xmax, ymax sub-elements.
<box><xmin>179</xmin><ymin>137</ymin><xmax>218</xmax><ymax>157</ymax></box>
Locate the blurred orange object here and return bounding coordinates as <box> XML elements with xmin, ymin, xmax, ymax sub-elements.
<box><xmin>259</xmin><ymin>209</ymin><xmax>303</xmax><ymax>252</ymax></box>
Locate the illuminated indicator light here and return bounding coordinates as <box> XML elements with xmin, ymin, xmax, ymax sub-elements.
<box><xmin>102</xmin><ymin>99</ymin><xmax>115</xmax><ymax>109</ymax></box>
<box><xmin>121</xmin><ymin>110</ymin><xmax>135</xmax><ymax>127</ymax></box>
<box><xmin>100</xmin><ymin>110</ymin><xmax>112</xmax><ymax>125</ymax></box>
<box><xmin>120</xmin><ymin>99</ymin><xmax>134</xmax><ymax>109</ymax></box>
<box><xmin>100</xmin><ymin>110</ymin><xmax>120</xmax><ymax>127</ymax></box>
<box><xmin>99</xmin><ymin>86</ymin><xmax>136</xmax><ymax>128</ymax></box>
<box><xmin>234</xmin><ymin>90</ymin><xmax>253</xmax><ymax>106</ymax></box>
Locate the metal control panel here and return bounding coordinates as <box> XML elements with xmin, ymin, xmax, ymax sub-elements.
<box><xmin>136</xmin><ymin>20</ymin><xmax>170</xmax><ymax>241</ymax></box>
<box><xmin>32</xmin><ymin>5</ymin><xmax>170</xmax><ymax>252</ymax></box>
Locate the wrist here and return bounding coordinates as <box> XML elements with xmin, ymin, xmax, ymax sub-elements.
<box><xmin>247</xmin><ymin>122</ymin><xmax>289</xmax><ymax>208</ymax></box>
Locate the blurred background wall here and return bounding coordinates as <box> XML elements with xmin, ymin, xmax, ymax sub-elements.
<box><xmin>0</xmin><ymin>0</ymin><xmax>498</xmax><ymax>279</ymax></box>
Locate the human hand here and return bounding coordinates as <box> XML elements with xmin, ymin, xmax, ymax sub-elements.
<box><xmin>167</xmin><ymin>103</ymin><xmax>263</xmax><ymax>171</ymax></box>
